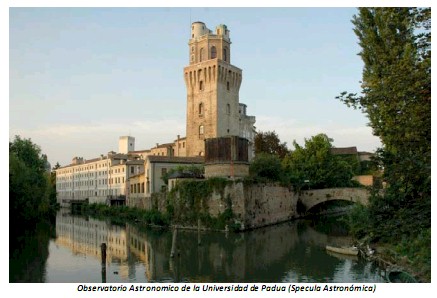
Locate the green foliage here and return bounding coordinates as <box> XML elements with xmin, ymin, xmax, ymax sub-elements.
<box><xmin>337</xmin><ymin>8</ymin><xmax>431</xmax><ymax>241</ymax></box>
<box><xmin>167</xmin><ymin>178</ymin><xmax>236</xmax><ymax>229</ymax></box>
<box><xmin>395</xmin><ymin>228</ymin><xmax>431</xmax><ymax>281</ymax></box>
<box><xmin>9</xmin><ymin>136</ymin><xmax>57</xmax><ymax>224</ymax></box>
<box><xmin>49</xmin><ymin>162</ymin><xmax>61</xmax><ymax>207</ymax></box>
<box><xmin>161</xmin><ymin>164</ymin><xmax>204</xmax><ymax>185</ymax></box>
<box><xmin>347</xmin><ymin>204</ymin><xmax>371</xmax><ymax>239</ymax></box>
<box><xmin>9</xmin><ymin>136</ymin><xmax>46</xmax><ymax>171</ymax></box>
<box><xmin>282</xmin><ymin>134</ymin><xmax>357</xmax><ymax>190</ymax></box>
<box><xmin>337</xmin><ymin>8</ymin><xmax>430</xmax><ymax>279</ymax></box>
<box><xmin>359</xmin><ymin>159</ymin><xmax>378</xmax><ymax>175</ymax></box>
<box><xmin>198</xmin><ymin>208</ymin><xmax>236</xmax><ymax>231</ymax></box>
<box><xmin>82</xmin><ymin>203</ymin><xmax>170</xmax><ymax>227</ymax></box>
<box><xmin>249</xmin><ymin>153</ymin><xmax>283</xmax><ymax>182</ymax></box>
<box><xmin>254</xmin><ymin>130</ymin><xmax>289</xmax><ymax>159</ymax></box>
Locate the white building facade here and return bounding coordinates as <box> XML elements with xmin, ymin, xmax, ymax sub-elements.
<box><xmin>56</xmin><ymin>137</ymin><xmax>144</xmax><ymax>207</ymax></box>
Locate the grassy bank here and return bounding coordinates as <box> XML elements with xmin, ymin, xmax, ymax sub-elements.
<box><xmin>79</xmin><ymin>203</ymin><xmax>171</xmax><ymax>227</ymax></box>
<box><xmin>348</xmin><ymin>204</ymin><xmax>431</xmax><ymax>282</ymax></box>
<box><xmin>374</xmin><ymin>229</ymin><xmax>431</xmax><ymax>282</ymax></box>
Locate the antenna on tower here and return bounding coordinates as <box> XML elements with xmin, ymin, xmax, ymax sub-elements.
<box><xmin>189</xmin><ymin>8</ymin><xmax>192</xmax><ymax>36</ymax></box>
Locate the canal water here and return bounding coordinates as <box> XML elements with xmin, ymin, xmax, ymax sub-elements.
<box><xmin>10</xmin><ymin>209</ymin><xmax>386</xmax><ymax>283</ymax></box>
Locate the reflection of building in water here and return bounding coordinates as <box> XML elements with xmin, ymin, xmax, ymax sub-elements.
<box><xmin>55</xmin><ymin>212</ymin><xmax>129</xmax><ymax>278</ymax></box>
<box><xmin>54</xmin><ymin>213</ymin><xmax>384</xmax><ymax>282</ymax></box>
<box><xmin>126</xmin><ymin>224</ymin><xmax>172</xmax><ymax>281</ymax></box>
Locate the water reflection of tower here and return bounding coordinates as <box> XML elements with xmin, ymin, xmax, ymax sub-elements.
<box><xmin>126</xmin><ymin>225</ymin><xmax>151</xmax><ymax>280</ymax></box>
<box><xmin>126</xmin><ymin>224</ymin><xmax>169</xmax><ymax>282</ymax></box>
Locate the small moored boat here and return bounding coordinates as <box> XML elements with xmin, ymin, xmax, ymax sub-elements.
<box><xmin>387</xmin><ymin>270</ymin><xmax>417</xmax><ymax>283</ymax></box>
<box><xmin>326</xmin><ymin>245</ymin><xmax>359</xmax><ymax>256</ymax></box>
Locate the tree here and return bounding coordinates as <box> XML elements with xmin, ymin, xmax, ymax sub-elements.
<box><xmin>337</xmin><ymin>8</ymin><xmax>431</xmax><ymax>240</ymax></box>
<box><xmin>49</xmin><ymin>162</ymin><xmax>61</xmax><ymax>206</ymax></box>
<box><xmin>249</xmin><ymin>153</ymin><xmax>283</xmax><ymax>182</ymax></box>
<box><xmin>254</xmin><ymin>131</ymin><xmax>289</xmax><ymax>159</ymax></box>
<box><xmin>282</xmin><ymin>134</ymin><xmax>356</xmax><ymax>190</ymax></box>
<box><xmin>9</xmin><ymin>136</ymin><xmax>56</xmax><ymax>224</ymax></box>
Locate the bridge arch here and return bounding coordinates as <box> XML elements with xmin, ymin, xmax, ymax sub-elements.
<box><xmin>300</xmin><ymin>188</ymin><xmax>369</xmax><ymax>212</ymax></box>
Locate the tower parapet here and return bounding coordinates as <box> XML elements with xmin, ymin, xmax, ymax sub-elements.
<box><xmin>188</xmin><ymin>22</ymin><xmax>232</xmax><ymax>65</ymax></box>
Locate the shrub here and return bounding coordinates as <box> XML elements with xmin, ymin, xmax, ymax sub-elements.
<box><xmin>249</xmin><ymin>153</ymin><xmax>283</xmax><ymax>181</ymax></box>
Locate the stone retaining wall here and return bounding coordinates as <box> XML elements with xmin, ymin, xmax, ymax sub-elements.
<box><xmin>133</xmin><ymin>182</ymin><xmax>370</xmax><ymax>230</ymax></box>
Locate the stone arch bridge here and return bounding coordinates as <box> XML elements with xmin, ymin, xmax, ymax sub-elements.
<box><xmin>300</xmin><ymin>188</ymin><xmax>370</xmax><ymax>212</ymax></box>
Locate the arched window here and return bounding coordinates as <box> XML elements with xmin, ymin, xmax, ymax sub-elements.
<box><xmin>211</xmin><ymin>46</ymin><xmax>217</xmax><ymax>59</ymax></box>
<box><xmin>223</xmin><ymin>48</ymin><xmax>228</xmax><ymax>62</ymax></box>
<box><xmin>200</xmin><ymin>48</ymin><xmax>204</xmax><ymax>62</ymax></box>
<box><xmin>199</xmin><ymin>103</ymin><xmax>204</xmax><ymax>115</ymax></box>
<box><xmin>199</xmin><ymin>125</ymin><xmax>204</xmax><ymax>135</ymax></box>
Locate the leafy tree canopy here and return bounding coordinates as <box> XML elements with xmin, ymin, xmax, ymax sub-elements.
<box><xmin>282</xmin><ymin>134</ymin><xmax>357</xmax><ymax>190</ymax></box>
<box><xmin>337</xmin><ymin>8</ymin><xmax>431</xmax><ymax>242</ymax></box>
<box><xmin>254</xmin><ymin>130</ymin><xmax>289</xmax><ymax>159</ymax></box>
<box><xmin>249</xmin><ymin>153</ymin><xmax>283</xmax><ymax>182</ymax></box>
<box><xmin>9</xmin><ymin>136</ymin><xmax>57</xmax><ymax>224</ymax></box>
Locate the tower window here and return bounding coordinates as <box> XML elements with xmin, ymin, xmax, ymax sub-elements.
<box><xmin>199</xmin><ymin>103</ymin><xmax>204</xmax><ymax>115</ymax></box>
<box><xmin>199</xmin><ymin>125</ymin><xmax>204</xmax><ymax>135</ymax></box>
<box><xmin>226</xmin><ymin>104</ymin><xmax>231</xmax><ymax>115</ymax></box>
<box><xmin>211</xmin><ymin>46</ymin><xmax>217</xmax><ymax>59</ymax></box>
<box><xmin>200</xmin><ymin>48</ymin><xmax>204</xmax><ymax>62</ymax></box>
<box><xmin>227</xmin><ymin>81</ymin><xmax>230</xmax><ymax>91</ymax></box>
<box><xmin>223</xmin><ymin>48</ymin><xmax>228</xmax><ymax>62</ymax></box>
<box><xmin>199</xmin><ymin>81</ymin><xmax>204</xmax><ymax>91</ymax></box>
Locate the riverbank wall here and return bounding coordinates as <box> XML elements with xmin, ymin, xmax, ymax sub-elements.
<box><xmin>147</xmin><ymin>182</ymin><xmax>369</xmax><ymax>231</ymax></box>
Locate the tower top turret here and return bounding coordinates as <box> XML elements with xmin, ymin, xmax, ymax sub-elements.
<box><xmin>191</xmin><ymin>22</ymin><xmax>209</xmax><ymax>39</ymax></box>
<box><xmin>188</xmin><ymin>21</ymin><xmax>232</xmax><ymax>64</ymax></box>
<box><xmin>190</xmin><ymin>22</ymin><xmax>230</xmax><ymax>41</ymax></box>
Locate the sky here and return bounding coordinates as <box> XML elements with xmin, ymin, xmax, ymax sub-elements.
<box><xmin>4</xmin><ymin>0</ymin><xmax>434</xmax><ymax>295</ymax></box>
<box><xmin>8</xmin><ymin>6</ymin><xmax>386</xmax><ymax>167</ymax></box>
